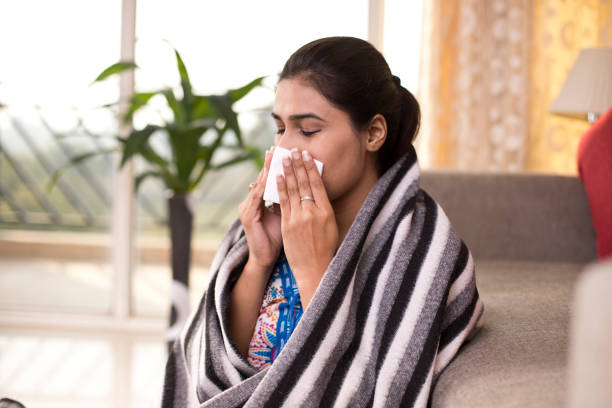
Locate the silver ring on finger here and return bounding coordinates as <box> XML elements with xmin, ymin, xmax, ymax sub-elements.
<box><xmin>300</xmin><ymin>195</ymin><xmax>315</xmax><ymax>202</ymax></box>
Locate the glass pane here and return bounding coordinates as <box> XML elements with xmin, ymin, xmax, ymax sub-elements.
<box><xmin>0</xmin><ymin>0</ymin><xmax>122</xmax><ymax>313</ymax></box>
<box><xmin>383</xmin><ymin>0</ymin><xmax>424</xmax><ymax>93</ymax></box>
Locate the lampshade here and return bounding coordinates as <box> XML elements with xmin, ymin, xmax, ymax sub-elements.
<box><xmin>550</xmin><ymin>48</ymin><xmax>612</xmax><ymax>121</ymax></box>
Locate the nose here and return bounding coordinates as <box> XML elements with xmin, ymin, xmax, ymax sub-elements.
<box><xmin>275</xmin><ymin>132</ymin><xmax>300</xmax><ymax>151</ymax></box>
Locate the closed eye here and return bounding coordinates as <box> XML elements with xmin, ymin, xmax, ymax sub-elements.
<box><xmin>275</xmin><ymin>128</ymin><xmax>321</xmax><ymax>137</ymax></box>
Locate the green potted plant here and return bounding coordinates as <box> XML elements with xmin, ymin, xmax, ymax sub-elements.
<box><xmin>49</xmin><ymin>46</ymin><xmax>265</xmax><ymax>345</ymax></box>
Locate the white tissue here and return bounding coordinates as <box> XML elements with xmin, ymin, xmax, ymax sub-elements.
<box><xmin>263</xmin><ymin>146</ymin><xmax>324</xmax><ymax>204</ymax></box>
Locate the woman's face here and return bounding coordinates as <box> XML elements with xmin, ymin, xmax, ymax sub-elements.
<box><xmin>272</xmin><ymin>78</ymin><xmax>371</xmax><ymax>203</ymax></box>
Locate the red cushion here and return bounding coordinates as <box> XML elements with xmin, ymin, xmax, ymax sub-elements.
<box><xmin>577</xmin><ymin>106</ymin><xmax>612</xmax><ymax>260</ymax></box>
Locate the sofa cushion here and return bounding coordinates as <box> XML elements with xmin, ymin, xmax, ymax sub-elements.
<box><xmin>431</xmin><ymin>259</ymin><xmax>583</xmax><ymax>408</ymax></box>
<box><xmin>420</xmin><ymin>172</ymin><xmax>597</xmax><ymax>263</ymax></box>
<box><xmin>577</xmin><ymin>106</ymin><xmax>612</xmax><ymax>259</ymax></box>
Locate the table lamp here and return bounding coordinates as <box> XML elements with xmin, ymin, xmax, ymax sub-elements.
<box><xmin>550</xmin><ymin>48</ymin><xmax>612</xmax><ymax>123</ymax></box>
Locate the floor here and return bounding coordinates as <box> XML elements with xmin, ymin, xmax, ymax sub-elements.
<box><xmin>1</xmin><ymin>329</ymin><xmax>164</xmax><ymax>408</ymax></box>
<box><xmin>0</xmin><ymin>256</ymin><xmax>210</xmax><ymax>408</ymax></box>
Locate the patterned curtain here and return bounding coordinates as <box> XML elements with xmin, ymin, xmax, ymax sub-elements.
<box><xmin>416</xmin><ymin>0</ymin><xmax>612</xmax><ymax>174</ymax></box>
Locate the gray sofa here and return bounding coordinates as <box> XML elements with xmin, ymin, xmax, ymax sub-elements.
<box><xmin>419</xmin><ymin>171</ymin><xmax>604</xmax><ymax>407</ymax></box>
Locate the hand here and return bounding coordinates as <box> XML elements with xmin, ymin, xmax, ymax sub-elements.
<box><xmin>238</xmin><ymin>148</ymin><xmax>282</xmax><ymax>271</ymax></box>
<box><xmin>277</xmin><ymin>149</ymin><xmax>339</xmax><ymax>307</ymax></box>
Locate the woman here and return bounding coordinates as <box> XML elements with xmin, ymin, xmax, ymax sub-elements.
<box><xmin>162</xmin><ymin>36</ymin><xmax>484</xmax><ymax>408</ymax></box>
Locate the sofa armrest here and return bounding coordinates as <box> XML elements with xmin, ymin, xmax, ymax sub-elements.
<box><xmin>567</xmin><ymin>258</ymin><xmax>612</xmax><ymax>407</ymax></box>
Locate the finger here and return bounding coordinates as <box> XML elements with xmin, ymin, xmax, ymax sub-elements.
<box><xmin>302</xmin><ymin>149</ymin><xmax>331</xmax><ymax>209</ymax></box>
<box><xmin>276</xmin><ymin>174</ymin><xmax>291</xmax><ymax>219</ymax></box>
<box><xmin>272</xmin><ymin>203</ymin><xmax>281</xmax><ymax>215</ymax></box>
<box><xmin>254</xmin><ymin>164</ymin><xmax>268</xmax><ymax>198</ymax></box>
<box><xmin>282</xmin><ymin>155</ymin><xmax>301</xmax><ymax>211</ymax></box>
<box><xmin>260</xmin><ymin>148</ymin><xmax>274</xmax><ymax>185</ymax></box>
<box><xmin>264</xmin><ymin>146</ymin><xmax>274</xmax><ymax>170</ymax></box>
<box><xmin>255</xmin><ymin>149</ymin><xmax>272</xmax><ymax>184</ymax></box>
<box><xmin>291</xmin><ymin>149</ymin><xmax>315</xmax><ymax>207</ymax></box>
<box><xmin>245</xmin><ymin>150</ymin><xmax>272</xmax><ymax>216</ymax></box>
<box><xmin>249</xmin><ymin>149</ymin><xmax>272</xmax><ymax>200</ymax></box>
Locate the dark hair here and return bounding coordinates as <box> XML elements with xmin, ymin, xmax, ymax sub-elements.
<box><xmin>0</xmin><ymin>398</ymin><xmax>26</xmax><ymax>408</ymax></box>
<box><xmin>279</xmin><ymin>36</ymin><xmax>420</xmax><ymax>174</ymax></box>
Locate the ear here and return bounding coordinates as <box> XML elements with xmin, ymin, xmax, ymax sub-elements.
<box><xmin>364</xmin><ymin>114</ymin><xmax>387</xmax><ymax>152</ymax></box>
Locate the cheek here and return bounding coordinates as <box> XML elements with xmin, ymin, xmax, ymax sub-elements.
<box><xmin>319</xmin><ymin>145</ymin><xmax>364</xmax><ymax>200</ymax></box>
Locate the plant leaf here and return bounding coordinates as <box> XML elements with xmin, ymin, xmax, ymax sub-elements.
<box><xmin>52</xmin><ymin>131</ymin><xmax>110</xmax><ymax>140</ymax></box>
<box><xmin>140</xmin><ymin>143</ymin><xmax>170</xmax><ymax>169</ymax></box>
<box><xmin>134</xmin><ymin>170</ymin><xmax>163</xmax><ymax>192</ymax></box>
<box><xmin>210</xmin><ymin>150</ymin><xmax>260</xmax><ymax>171</ymax></box>
<box><xmin>46</xmin><ymin>147</ymin><xmax>118</xmax><ymax>192</ymax></box>
<box><xmin>98</xmin><ymin>101</ymin><xmax>118</xmax><ymax>109</ymax></box>
<box><xmin>189</xmin><ymin>128</ymin><xmax>225</xmax><ymax>188</ymax></box>
<box><xmin>167</xmin><ymin>125</ymin><xmax>207</xmax><ymax>186</ymax></box>
<box><xmin>173</xmin><ymin>49</ymin><xmax>194</xmax><ymax>119</ymax></box>
<box><xmin>123</xmin><ymin>92</ymin><xmax>158</xmax><ymax>123</ymax></box>
<box><xmin>195</xmin><ymin>145</ymin><xmax>212</xmax><ymax>161</ymax></box>
<box><xmin>188</xmin><ymin>117</ymin><xmax>216</xmax><ymax>128</ymax></box>
<box><xmin>229</xmin><ymin>76</ymin><xmax>265</xmax><ymax>103</ymax></box>
<box><xmin>208</xmin><ymin>94</ymin><xmax>242</xmax><ymax>145</ymax></box>
<box><xmin>174</xmin><ymin>50</ymin><xmax>190</xmax><ymax>90</ymax></box>
<box><xmin>92</xmin><ymin>61</ymin><xmax>138</xmax><ymax>83</ymax></box>
<box><xmin>192</xmin><ymin>96</ymin><xmax>216</xmax><ymax>120</ymax></box>
<box><xmin>120</xmin><ymin>125</ymin><xmax>162</xmax><ymax>168</ymax></box>
<box><xmin>162</xmin><ymin>89</ymin><xmax>186</xmax><ymax>126</ymax></box>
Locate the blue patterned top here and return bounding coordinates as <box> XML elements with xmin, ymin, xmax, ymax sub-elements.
<box><xmin>247</xmin><ymin>253</ymin><xmax>304</xmax><ymax>370</ymax></box>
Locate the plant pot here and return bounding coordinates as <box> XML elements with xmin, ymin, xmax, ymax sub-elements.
<box><xmin>166</xmin><ymin>193</ymin><xmax>194</xmax><ymax>349</ymax></box>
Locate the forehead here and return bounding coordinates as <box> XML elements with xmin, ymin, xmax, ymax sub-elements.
<box><xmin>273</xmin><ymin>78</ymin><xmax>340</xmax><ymax>120</ymax></box>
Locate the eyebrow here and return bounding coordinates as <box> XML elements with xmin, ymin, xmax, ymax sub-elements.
<box><xmin>270</xmin><ymin>112</ymin><xmax>326</xmax><ymax>122</ymax></box>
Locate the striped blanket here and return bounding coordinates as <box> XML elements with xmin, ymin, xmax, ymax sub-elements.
<box><xmin>161</xmin><ymin>145</ymin><xmax>484</xmax><ymax>408</ymax></box>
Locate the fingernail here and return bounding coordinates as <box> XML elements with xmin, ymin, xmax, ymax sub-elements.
<box><xmin>283</xmin><ymin>158</ymin><xmax>291</xmax><ymax>166</ymax></box>
<box><xmin>290</xmin><ymin>147</ymin><xmax>298</xmax><ymax>152</ymax></box>
<box><xmin>292</xmin><ymin>150</ymin><xmax>300</xmax><ymax>160</ymax></box>
<box><xmin>302</xmin><ymin>150</ymin><xmax>311</xmax><ymax>161</ymax></box>
<box><xmin>277</xmin><ymin>174</ymin><xmax>283</xmax><ymax>183</ymax></box>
